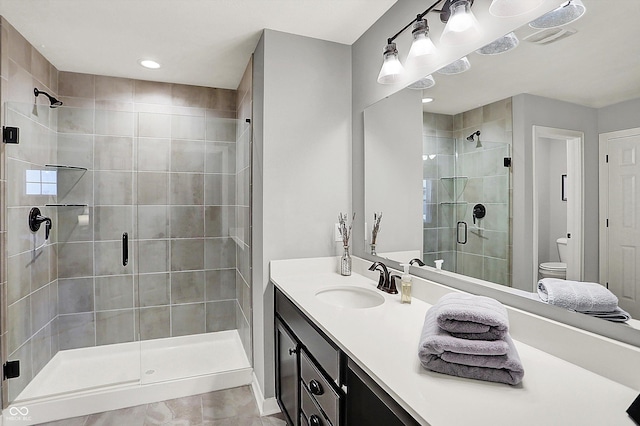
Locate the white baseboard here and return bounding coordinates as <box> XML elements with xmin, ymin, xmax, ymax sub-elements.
<box><xmin>251</xmin><ymin>373</ymin><xmax>281</xmax><ymax>417</ymax></box>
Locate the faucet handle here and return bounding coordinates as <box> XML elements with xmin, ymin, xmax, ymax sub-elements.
<box><xmin>386</xmin><ymin>275</ymin><xmax>400</xmax><ymax>294</ymax></box>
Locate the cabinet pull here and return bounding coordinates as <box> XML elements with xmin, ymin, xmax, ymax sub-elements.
<box><xmin>288</xmin><ymin>347</ymin><xmax>297</xmax><ymax>356</ymax></box>
<box><xmin>309</xmin><ymin>414</ymin><xmax>323</xmax><ymax>426</ymax></box>
<box><xmin>309</xmin><ymin>379</ymin><xmax>324</xmax><ymax>396</ymax></box>
<box><xmin>122</xmin><ymin>232</ymin><xmax>129</xmax><ymax>266</ymax></box>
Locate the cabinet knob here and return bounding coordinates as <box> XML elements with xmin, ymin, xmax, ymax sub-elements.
<box><xmin>309</xmin><ymin>414</ymin><xmax>323</xmax><ymax>426</ymax></box>
<box><xmin>288</xmin><ymin>347</ymin><xmax>297</xmax><ymax>356</ymax></box>
<box><xmin>309</xmin><ymin>379</ymin><xmax>324</xmax><ymax>396</ymax></box>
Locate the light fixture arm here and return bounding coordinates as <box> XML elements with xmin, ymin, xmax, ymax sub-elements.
<box><xmin>386</xmin><ymin>0</ymin><xmax>446</xmax><ymax>44</ymax></box>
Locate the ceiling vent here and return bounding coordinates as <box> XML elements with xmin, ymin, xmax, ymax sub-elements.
<box><xmin>523</xmin><ymin>28</ymin><xmax>577</xmax><ymax>45</ymax></box>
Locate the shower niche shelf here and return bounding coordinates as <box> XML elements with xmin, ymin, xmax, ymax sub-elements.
<box><xmin>439</xmin><ymin>201</ymin><xmax>468</xmax><ymax>223</ymax></box>
<box><xmin>45</xmin><ymin>164</ymin><xmax>87</xmax><ymax>171</ymax></box>
<box><xmin>440</xmin><ymin>176</ymin><xmax>468</xmax><ymax>200</ymax></box>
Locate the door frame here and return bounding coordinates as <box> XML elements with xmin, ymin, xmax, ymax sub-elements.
<box><xmin>532</xmin><ymin>126</ymin><xmax>584</xmax><ymax>286</ymax></box>
<box><xmin>599</xmin><ymin>127</ymin><xmax>640</xmax><ymax>287</ymax></box>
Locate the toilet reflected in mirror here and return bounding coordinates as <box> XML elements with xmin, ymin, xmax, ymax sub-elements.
<box><xmin>539</xmin><ymin>237</ymin><xmax>568</xmax><ymax>280</ymax></box>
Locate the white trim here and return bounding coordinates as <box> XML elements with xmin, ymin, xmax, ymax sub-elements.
<box><xmin>532</xmin><ymin>126</ymin><xmax>584</xmax><ymax>287</ymax></box>
<box><xmin>251</xmin><ymin>373</ymin><xmax>281</xmax><ymax>416</ymax></box>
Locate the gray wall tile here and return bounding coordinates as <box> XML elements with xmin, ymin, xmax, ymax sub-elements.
<box><xmin>58</xmin><ymin>313</ymin><xmax>95</xmax><ymax>350</ymax></box>
<box><xmin>96</xmin><ymin>310</ymin><xmax>135</xmax><ymax>345</ymax></box>
<box><xmin>138</xmin><ymin>273</ymin><xmax>170</xmax><ymax>307</ymax></box>
<box><xmin>58</xmin><ymin>278</ymin><xmax>94</xmax><ymax>314</ymax></box>
<box><xmin>95</xmin><ymin>275</ymin><xmax>134</xmax><ymax>310</ymax></box>
<box><xmin>139</xmin><ymin>306</ymin><xmax>170</xmax><ymax>340</ymax></box>
<box><xmin>171</xmin><ymin>271</ymin><xmax>205</xmax><ymax>304</ymax></box>
<box><xmin>206</xmin><ymin>300</ymin><xmax>237</xmax><ymax>333</ymax></box>
<box><xmin>171</xmin><ymin>303</ymin><xmax>205</xmax><ymax>336</ymax></box>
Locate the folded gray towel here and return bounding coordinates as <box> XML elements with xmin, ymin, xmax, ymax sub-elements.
<box><xmin>434</xmin><ymin>293</ymin><xmax>509</xmax><ymax>340</ymax></box>
<box><xmin>418</xmin><ymin>307</ymin><xmax>524</xmax><ymax>385</ymax></box>
<box><xmin>537</xmin><ymin>278</ymin><xmax>618</xmax><ymax>312</ymax></box>
<box><xmin>579</xmin><ymin>307</ymin><xmax>631</xmax><ymax>323</ymax></box>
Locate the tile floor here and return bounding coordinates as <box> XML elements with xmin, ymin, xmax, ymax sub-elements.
<box><xmin>36</xmin><ymin>386</ymin><xmax>287</xmax><ymax>426</ymax></box>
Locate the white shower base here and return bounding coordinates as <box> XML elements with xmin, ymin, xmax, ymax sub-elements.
<box><xmin>4</xmin><ymin>330</ymin><xmax>252</xmax><ymax>425</ymax></box>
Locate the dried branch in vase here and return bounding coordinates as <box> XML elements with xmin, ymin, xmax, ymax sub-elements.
<box><xmin>371</xmin><ymin>212</ymin><xmax>382</xmax><ymax>244</ymax></box>
<box><xmin>338</xmin><ymin>212</ymin><xmax>355</xmax><ymax>247</ymax></box>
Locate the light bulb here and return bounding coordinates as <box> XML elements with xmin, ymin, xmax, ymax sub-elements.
<box><xmin>406</xmin><ymin>19</ymin><xmax>436</xmax><ymax>68</ymax></box>
<box><xmin>377</xmin><ymin>42</ymin><xmax>405</xmax><ymax>84</ymax></box>
<box><xmin>489</xmin><ymin>0</ymin><xmax>545</xmax><ymax>17</ymax></box>
<box><xmin>440</xmin><ymin>0</ymin><xmax>481</xmax><ymax>45</ymax></box>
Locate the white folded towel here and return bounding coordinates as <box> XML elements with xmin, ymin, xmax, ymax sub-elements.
<box><xmin>537</xmin><ymin>278</ymin><xmax>618</xmax><ymax>313</ymax></box>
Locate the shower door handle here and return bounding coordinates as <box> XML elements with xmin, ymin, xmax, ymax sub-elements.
<box><xmin>456</xmin><ymin>221</ymin><xmax>467</xmax><ymax>245</ymax></box>
<box><xmin>122</xmin><ymin>232</ymin><xmax>129</xmax><ymax>266</ymax></box>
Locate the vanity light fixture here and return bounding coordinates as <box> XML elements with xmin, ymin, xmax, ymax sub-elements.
<box><xmin>408</xmin><ymin>74</ymin><xmax>436</xmax><ymax>90</ymax></box>
<box><xmin>440</xmin><ymin>0</ymin><xmax>481</xmax><ymax>45</ymax></box>
<box><xmin>406</xmin><ymin>18</ymin><xmax>437</xmax><ymax>67</ymax></box>
<box><xmin>529</xmin><ymin>0</ymin><xmax>586</xmax><ymax>29</ymax></box>
<box><xmin>377</xmin><ymin>42</ymin><xmax>405</xmax><ymax>84</ymax></box>
<box><xmin>476</xmin><ymin>32</ymin><xmax>519</xmax><ymax>55</ymax></box>
<box><xmin>139</xmin><ymin>59</ymin><xmax>161</xmax><ymax>69</ymax></box>
<box><xmin>489</xmin><ymin>0</ymin><xmax>546</xmax><ymax>17</ymax></box>
<box><xmin>436</xmin><ymin>56</ymin><xmax>471</xmax><ymax>75</ymax></box>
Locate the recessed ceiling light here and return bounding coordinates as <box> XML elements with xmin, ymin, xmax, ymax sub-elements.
<box><xmin>139</xmin><ymin>59</ymin><xmax>161</xmax><ymax>69</ymax></box>
<box><xmin>422</xmin><ymin>97</ymin><xmax>434</xmax><ymax>103</ymax></box>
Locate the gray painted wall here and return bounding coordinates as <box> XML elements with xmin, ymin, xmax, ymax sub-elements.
<box><xmin>364</xmin><ymin>89</ymin><xmax>423</xmax><ymax>253</ymax></box>
<box><xmin>512</xmin><ymin>94</ymin><xmax>599</xmax><ymax>289</ymax></box>
<box><xmin>252</xmin><ymin>30</ymin><xmax>352</xmax><ymax>400</ymax></box>
<box><xmin>598</xmin><ymin>98</ymin><xmax>640</xmax><ymax>134</ymax></box>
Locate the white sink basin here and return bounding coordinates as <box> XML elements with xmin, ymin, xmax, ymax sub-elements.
<box><xmin>315</xmin><ymin>286</ymin><xmax>384</xmax><ymax>309</ymax></box>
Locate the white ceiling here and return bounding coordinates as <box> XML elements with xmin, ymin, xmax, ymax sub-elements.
<box><xmin>0</xmin><ymin>0</ymin><xmax>397</xmax><ymax>89</ymax></box>
<box><xmin>420</xmin><ymin>0</ymin><xmax>640</xmax><ymax>114</ymax></box>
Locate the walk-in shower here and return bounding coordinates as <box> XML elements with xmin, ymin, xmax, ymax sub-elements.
<box><xmin>2</xmin><ymin>76</ymin><xmax>253</xmax><ymax>423</ymax></box>
<box><xmin>422</xmin><ymin>99</ymin><xmax>512</xmax><ymax>286</ymax></box>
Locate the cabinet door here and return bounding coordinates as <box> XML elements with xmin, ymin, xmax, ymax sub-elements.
<box><xmin>276</xmin><ymin>318</ymin><xmax>299</xmax><ymax>426</ymax></box>
<box><xmin>346</xmin><ymin>361</ymin><xmax>419</xmax><ymax>426</ymax></box>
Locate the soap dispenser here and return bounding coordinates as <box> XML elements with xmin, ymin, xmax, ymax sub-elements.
<box><xmin>400</xmin><ymin>263</ymin><xmax>412</xmax><ymax>304</ymax></box>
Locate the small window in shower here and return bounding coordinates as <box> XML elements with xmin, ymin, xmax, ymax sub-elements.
<box><xmin>25</xmin><ymin>169</ymin><xmax>57</xmax><ymax>195</ymax></box>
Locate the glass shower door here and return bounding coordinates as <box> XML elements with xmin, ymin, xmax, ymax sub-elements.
<box><xmin>423</xmin><ymin>133</ymin><xmax>511</xmax><ymax>286</ymax></box>
<box><xmin>136</xmin><ymin>110</ymin><xmax>248</xmax><ymax>385</ymax></box>
<box><xmin>2</xmin><ymin>102</ymin><xmax>141</xmax><ymax>405</ymax></box>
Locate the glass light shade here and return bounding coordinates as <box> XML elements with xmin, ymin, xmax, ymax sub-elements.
<box><xmin>476</xmin><ymin>32</ymin><xmax>519</xmax><ymax>55</ymax></box>
<box><xmin>408</xmin><ymin>75</ymin><xmax>436</xmax><ymax>90</ymax></box>
<box><xmin>406</xmin><ymin>19</ymin><xmax>436</xmax><ymax>67</ymax></box>
<box><xmin>529</xmin><ymin>0</ymin><xmax>586</xmax><ymax>29</ymax></box>
<box><xmin>436</xmin><ymin>57</ymin><xmax>471</xmax><ymax>75</ymax></box>
<box><xmin>440</xmin><ymin>0</ymin><xmax>481</xmax><ymax>45</ymax></box>
<box><xmin>489</xmin><ymin>0</ymin><xmax>545</xmax><ymax>17</ymax></box>
<box><xmin>377</xmin><ymin>42</ymin><xmax>405</xmax><ymax>84</ymax></box>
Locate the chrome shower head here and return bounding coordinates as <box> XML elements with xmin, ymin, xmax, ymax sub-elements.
<box><xmin>34</xmin><ymin>88</ymin><xmax>63</xmax><ymax>108</ymax></box>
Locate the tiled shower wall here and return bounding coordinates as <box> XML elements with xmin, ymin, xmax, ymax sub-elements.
<box><xmin>0</xmin><ymin>17</ymin><xmax>61</xmax><ymax>404</ymax></box>
<box><xmin>423</xmin><ymin>97</ymin><xmax>513</xmax><ymax>286</ymax></box>
<box><xmin>235</xmin><ymin>58</ymin><xmax>252</xmax><ymax>363</ymax></box>
<box><xmin>54</xmin><ymin>71</ymin><xmax>240</xmax><ymax>348</ymax></box>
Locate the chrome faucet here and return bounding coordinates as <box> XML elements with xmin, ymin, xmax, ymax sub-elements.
<box><xmin>368</xmin><ymin>261</ymin><xmax>399</xmax><ymax>294</ymax></box>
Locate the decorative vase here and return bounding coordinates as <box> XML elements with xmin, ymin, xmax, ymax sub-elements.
<box><xmin>341</xmin><ymin>245</ymin><xmax>352</xmax><ymax>276</ymax></box>
<box><xmin>370</xmin><ymin>243</ymin><xmax>377</xmax><ymax>256</ymax></box>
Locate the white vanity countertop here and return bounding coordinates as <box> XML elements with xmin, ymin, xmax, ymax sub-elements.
<box><xmin>270</xmin><ymin>257</ymin><xmax>639</xmax><ymax>426</ymax></box>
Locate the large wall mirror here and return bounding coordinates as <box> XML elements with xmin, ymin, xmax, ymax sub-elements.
<box><xmin>363</xmin><ymin>0</ymin><xmax>640</xmax><ymax>341</ymax></box>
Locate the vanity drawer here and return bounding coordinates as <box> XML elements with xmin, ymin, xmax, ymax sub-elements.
<box><xmin>300</xmin><ymin>350</ymin><xmax>340</xmax><ymax>426</ymax></box>
<box><xmin>275</xmin><ymin>288</ymin><xmax>342</xmax><ymax>382</ymax></box>
<box><xmin>301</xmin><ymin>385</ymin><xmax>332</xmax><ymax>426</ymax></box>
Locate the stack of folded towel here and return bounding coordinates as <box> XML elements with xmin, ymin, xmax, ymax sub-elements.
<box><xmin>418</xmin><ymin>293</ymin><xmax>524</xmax><ymax>386</ymax></box>
<box><xmin>537</xmin><ymin>278</ymin><xmax>631</xmax><ymax>322</ymax></box>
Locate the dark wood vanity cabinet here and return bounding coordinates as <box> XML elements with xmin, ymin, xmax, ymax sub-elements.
<box><xmin>274</xmin><ymin>287</ymin><xmax>419</xmax><ymax>426</ymax></box>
